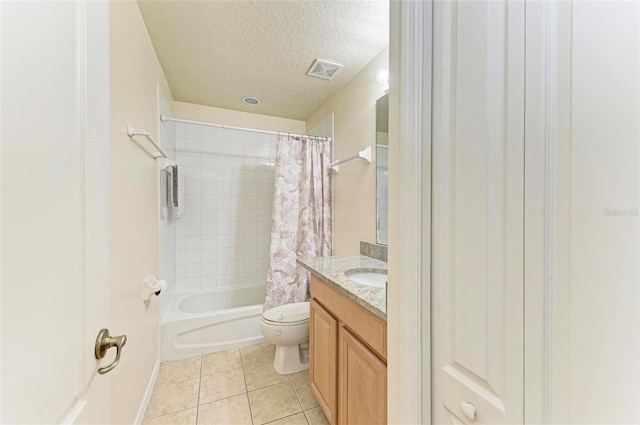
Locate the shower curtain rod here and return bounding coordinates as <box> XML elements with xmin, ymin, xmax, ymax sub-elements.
<box><xmin>160</xmin><ymin>114</ymin><xmax>331</xmax><ymax>142</ymax></box>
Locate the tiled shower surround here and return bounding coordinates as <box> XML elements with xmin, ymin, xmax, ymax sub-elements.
<box><xmin>174</xmin><ymin>122</ymin><xmax>276</xmax><ymax>293</ymax></box>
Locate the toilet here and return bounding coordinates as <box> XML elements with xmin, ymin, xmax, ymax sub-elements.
<box><xmin>260</xmin><ymin>301</ymin><xmax>310</xmax><ymax>375</ymax></box>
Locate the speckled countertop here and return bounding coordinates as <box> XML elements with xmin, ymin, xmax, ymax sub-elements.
<box><xmin>297</xmin><ymin>255</ymin><xmax>387</xmax><ymax>321</ymax></box>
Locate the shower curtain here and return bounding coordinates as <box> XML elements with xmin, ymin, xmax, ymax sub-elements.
<box><xmin>264</xmin><ymin>134</ymin><xmax>332</xmax><ymax>309</ymax></box>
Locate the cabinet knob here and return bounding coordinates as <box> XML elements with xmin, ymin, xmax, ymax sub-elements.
<box><xmin>460</xmin><ymin>401</ymin><xmax>477</xmax><ymax>421</ymax></box>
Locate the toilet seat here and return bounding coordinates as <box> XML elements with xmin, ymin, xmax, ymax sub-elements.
<box><xmin>262</xmin><ymin>301</ymin><xmax>310</xmax><ymax>325</ymax></box>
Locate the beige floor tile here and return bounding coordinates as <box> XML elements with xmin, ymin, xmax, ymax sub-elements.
<box><xmin>286</xmin><ymin>370</ymin><xmax>309</xmax><ymax>381</ymax></box>
<box><xmin>290</xmin><ymin>373</ymin><xmax>319</xmax><ymax>410</ymax></box>
<box><xmin>201</xmin><ymin>349</ymin><xmax>242</xmax><ymax>376</ymax></box>
<box><xmin>199</xmin><ymin>367</ymin><xmax>246</xmax><ymax>405</ymax></box>
<box><xmin>248</xmin><ymin>382</ymin><xmax>302</xmax><ymax>425</ymax></box>
<box><xmin>142</xmin><ymin>408</ymin><xmax>197</xmax><ymax>425</ymax></box>
<box><xmin>240</xmin><ymin>343</ymin><xmax>276</xmax><ymax>367</ymax></box>
<box><xmin>156</xmin><ymin>356</ymin><xmax>201</xmax><ymax>386</ymax></box>
<box><xmin>197</xmin><ymin>394</ymin><xmax>252</xmax><ymax>425</ymax></box>
<box><xmin>146</xmin><ymin>378</ymin><xmax>200</xmax><ymax>418</ymax></box>
<box><xmin>303</xmin><ymin>407</ymin><xmax>329</xmax><ymax>425</ymax></box>
<box><xmin>264</xmin><ymin>412</ymin><xmax>309</xmax><ymax>425</ymax></box>
<box><xmin>243</xmin><ymin>360</ymin><xmax>289</xmax><ymax>391</ymax></box>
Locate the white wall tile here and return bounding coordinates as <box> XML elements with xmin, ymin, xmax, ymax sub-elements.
<box><xmin>175</xmin><ymin>278</ymin><xmax>186</xmax><ymax>293</ymax></box>
<box><xmin>202</xmin><ymin>126</ymin><xmax>217</xmax><ymax>142</ymax></box>
<box><xmin>175</xmin><ymin>137</ymin><xmax>186</xmax><ymax>151</ymax></box>
<box><xmin>201</xmin><ymin>221</ymin><xmax>216</xmax><ymax>235</ymax></box>
<box><xmin>185</xmin><ymin>123</ymin><xmax>201</xmax><ymax>139</ymax></box>
<box><xmin>231</xmin><ymin>273</ymin><xmax>245</xmax><ymax>286</ymax></box>
<box><xmin>202</xmin><ymin>262</ymin><xmax>216</xmax><ymax>276</ymax></box>
<box><xmin>186</xmin><ymin>250</ymin><xmax>202</xmax><ymax>264</ymax></box>
<box><xmin>201</xmin><ymin>168</ymin><xmax>217</xmax><ymax>181</ymax></box>
<box><xmin>186</xmin><ymin>277</ymin><xmax>202</xmax><ymax>292</ymax></box>
<box><xmin>202</xmin><ymin>236</ymin><xmax>217</xmax><ymax>249</ymax></box>
<box><xmin>186</xmin><ymin>180</ymin><xmax>202</xmax><ymax>194</ymax></box>
<box><xmin>201</xmin><ymin>195</ymin><xmax>216</xmax><ymax>209</ymax></box>
<box><xmin>202</xmin><ymin>156</ymin><xmax>217</xmax><ymax>168</ymax></box>
<box><xmin>176</xmin><ymin>265</ymin><xmax>186</xmax><ymax>279</ymax></box>
<box><xmin>175</xmin><ymin>122</ymin><xmax>186</xmax><ymax>137</ymax></box>
<box><xmin>201</xmin><ymin>180</ymin><xmax>216</xmax><ymax>194</ymax></box>
<box><xmin>185</xmin><ymin>236</ymin><xmax>201</xmax><ymax>250</ymax></box>
<box><xmin>186</xmin><ymin>194</ymin><xmax>202</xmax><ymax>208</ymax></box>
<box><xmin>217</xmin><ymin>274</ymin><xmax>230</xmax><ymax>287</ymax></box>
<box><xmin>186</xmin><ymin>263</ymin><xmax>201</xmax><ymax>278</ymax></box>
<box><xmin>185</xmin><ymin>222</ymin><xmax>202</xmax><ymax>236</ymax></box>
<box><xmin>201</xmin><ymin>249</ymin><xmax>216</xmax><ymax>262</ymax></box>
<box><xmin>184</xmin><ymin>166</ymin><xmax>201</xmax><ymax>181</ymax></box>
<box><xmin>202</xmin><ymin>276</ymin><xmax>216</xmax><ymax>289</ymax></box>
<box><xmin>185</xmin><ymin>138</ymin><xmax>201</xmax><ymax>152</ymax></box>
<box><xmin>201</xmin><ymin>208</ymin><xmax>217</xmax><ymax>222</ymax></box>
<box><xmin>175</xmin><ymin>128</ymin><xmax>277</xmax><ymax>294</ymax></box>
<box><xmin>175</xmin><ymin>250</ymin><xmax>186</xmax><ymax>266</ymax></box>
<box><xmin>185</xmin><ymin>153</ymin><xmax>201</xmax><ymax>166</ymax></box>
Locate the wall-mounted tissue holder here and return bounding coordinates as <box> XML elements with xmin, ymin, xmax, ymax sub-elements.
<box><xmin>143</xmin><ymin>275</ymin><xmax>167</xmax><ymax>301</ymax></box>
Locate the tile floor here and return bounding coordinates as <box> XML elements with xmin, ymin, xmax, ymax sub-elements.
<box><xmin>143</xmin><ymin>343</ymin><xmax>330</xmax><ymax>425</ymax></box>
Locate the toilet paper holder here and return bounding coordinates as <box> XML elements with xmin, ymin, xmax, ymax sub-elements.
<box><xmin>142</xmin><ymin>275</ymin><xmax>167</xmax><ymax>301</ymax></box>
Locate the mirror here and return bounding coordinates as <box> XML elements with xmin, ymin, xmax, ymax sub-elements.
<box><xmin>376</xmin><ymin>93</ymin><xmax>389</xmax><ymax>245</ymax></box>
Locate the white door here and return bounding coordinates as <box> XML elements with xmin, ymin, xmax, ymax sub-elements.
<box><xmin>1</xmin><ymin>1</ymin><xmax>113</xmax><ymax>423</ymax></box>
<box><xmin>431</xmin><ymin>0</ymin><xmax>525</xmax><ymax>423</ymax></box>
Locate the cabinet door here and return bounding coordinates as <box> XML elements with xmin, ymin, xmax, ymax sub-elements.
<box><xmin>310</xmin><ymin>299</ymin><xmax>338</xmax><ymax>425</ymax></box>
<box><xmin>431</xmin><ymin>0</ymin><xmax>525</xmax><ymax>423</ymax></box>
<box><xmin>339</xmin><ymin>326</ymin><xmax>387</xmax><ymax>425</ymax></box>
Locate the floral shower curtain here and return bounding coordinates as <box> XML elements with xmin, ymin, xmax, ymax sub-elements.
<box><xmin>264</xmin><ymin>134</ymin><xmax>332</xmax><ymax>309</ymax></box>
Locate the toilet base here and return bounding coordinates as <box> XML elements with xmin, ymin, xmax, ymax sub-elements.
<box><xmin>273</xmin><ymin>343</ymin><xmax>309</xmax><ymax>375</ymax></box>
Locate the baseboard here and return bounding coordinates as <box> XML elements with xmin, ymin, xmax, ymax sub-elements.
<box><xmin>134</xmin><ymin>356</ymin><xmax>161</xmax><ymax>425</ymax></box>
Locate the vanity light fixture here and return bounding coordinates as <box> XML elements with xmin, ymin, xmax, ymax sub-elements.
<box><xmin>376</xmin><ymin>68</ymin><xmax>390</xmax><ymax>92</ymax></box>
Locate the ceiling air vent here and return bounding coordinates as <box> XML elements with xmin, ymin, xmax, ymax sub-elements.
<box><xmin>306</xmin><ymin>59</ymin><xmax>343</xmax><ymax>80</ymax></box>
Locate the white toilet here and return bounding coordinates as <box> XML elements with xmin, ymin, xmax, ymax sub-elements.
<box><xmin>260</xmin><ymin>301</ymin><xmax>310</xmax><ymax>375</ymax></box>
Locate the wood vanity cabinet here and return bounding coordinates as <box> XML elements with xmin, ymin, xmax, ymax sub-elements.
<box><xmin>309</xmin><ymin>275</ymin><xmax>387</xmax><ymax>425</ymax></box>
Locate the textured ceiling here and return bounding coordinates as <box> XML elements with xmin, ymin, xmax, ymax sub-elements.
<box><xmin>137</xmin><ymin>0</ymin><xmax>389</xmax><ymax>121</ymax></box>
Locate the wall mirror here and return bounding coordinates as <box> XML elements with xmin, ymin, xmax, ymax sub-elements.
<box><xmin>376</xmin><ymin>93</ymin><xmax>389</xmax><ymax>245</ymax></box>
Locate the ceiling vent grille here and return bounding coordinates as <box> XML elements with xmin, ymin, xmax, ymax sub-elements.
<box><xmin>306</xmin><ymin>59</ymin><xmax>343</xmax><ymax>80</ymax></box>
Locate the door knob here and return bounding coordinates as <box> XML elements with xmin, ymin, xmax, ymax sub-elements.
<box><xmin>94</xmin><ymin>328</ymin><xmax>127</xmax><ymax>375</ymax></box>
<box><xmin>460</xmin><ymin>401</ymin><xmax>477</xmax><ymax>421</ymax></box>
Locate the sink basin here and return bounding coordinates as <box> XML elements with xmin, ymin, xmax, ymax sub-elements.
<box><xmin>345</xmin><ymin>268</ymin><xmax>387</xmax><ymax>288</ymax></box>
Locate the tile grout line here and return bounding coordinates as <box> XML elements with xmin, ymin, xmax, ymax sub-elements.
<box><xmin>288</xmin><ymin>374</ymin><xmax>306</xmax><ymax>415</ymax></box>
<box><xmin>262</xmin><ymin>411</ymin><xmax>308</xmax><ymax>425</ymax></box>
<box><xmin>196</xmin><ymin>354</ymin><xmax>203</xmax><ymax>425</ymax></box>
<box><xmin>239</xmin><ymin>348</ymin><xmax>256</xmax><ymax>425</ymax></box>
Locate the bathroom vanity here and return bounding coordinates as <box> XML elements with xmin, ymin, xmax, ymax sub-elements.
<box><xmin>298</xmin><ymin>256</ymin><xmax>387</xmax><ymax>425</ymax></box>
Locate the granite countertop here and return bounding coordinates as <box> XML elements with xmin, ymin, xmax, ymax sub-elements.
<box><xmin>297</xmin><ymin>255</ymin><xmax>387</xmax><ymax>321</ymax></box>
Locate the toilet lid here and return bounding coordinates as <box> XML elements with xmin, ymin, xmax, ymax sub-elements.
<box><xmin>263</xmin><ymin>301</ymin><xmax>310</xmax><ymax>324</ymax></box>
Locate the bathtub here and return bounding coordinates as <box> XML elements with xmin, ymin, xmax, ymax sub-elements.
<box><xmin>161</xmin><ymin>284</ymin><xmax>266</xmax><ymax>361</ymax></box>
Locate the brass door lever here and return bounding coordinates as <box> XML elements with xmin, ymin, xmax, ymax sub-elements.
<box><xmin>94</xmin><ymin>328</ymin><xmax>127</xmax><ymax>375</ymax></box>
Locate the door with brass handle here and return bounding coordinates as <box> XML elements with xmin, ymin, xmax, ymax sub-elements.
<box><xmin>94</xmin><ymin>329</ymin><xmax>127</xmax><ymax>375</ymax></box>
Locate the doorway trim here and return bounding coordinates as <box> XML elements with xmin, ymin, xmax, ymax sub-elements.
<box><xmin>388</xmin><ymin>0</ymin><xmax>432</xmax><ymax>423</ymax></box>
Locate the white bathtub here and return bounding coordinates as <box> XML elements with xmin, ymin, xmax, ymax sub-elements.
<box><xmin>161</xmin><ymin>284</ymin><xmax>266</xmax><ymax>361</ymax></box>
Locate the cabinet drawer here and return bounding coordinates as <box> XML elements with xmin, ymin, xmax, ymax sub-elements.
<box><xmin>311</xmin><ymin>276</ymin><xmax>387</xmax><ymax>361</ymax></box>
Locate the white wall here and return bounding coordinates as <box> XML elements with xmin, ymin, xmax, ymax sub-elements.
<box><xmin>109</xmin><ymin>1</ymin><xmax>173</xmax><ymax>422</ymax></box>
<box><xmin>173</xmin><ymin>101</ymin><xmax>305</xmax><ymax>134</ymax></box>
<box><xmin>174</xmin><ymin>122</ymin><xmax>276</xmax><ymax>293</ymax></box>
<box><xmin>306</xmin><ymin>47</ymin><xmax>389</xmax><ymax>255</ymax></box>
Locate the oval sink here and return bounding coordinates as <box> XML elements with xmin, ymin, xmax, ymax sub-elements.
<box><xmin>345</xmin><ymin>268</ymin><xmax>387</xmax><ymax>288</ymax></box>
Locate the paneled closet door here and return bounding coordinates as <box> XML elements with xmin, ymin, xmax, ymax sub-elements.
<box><xmin>431</xmin><ymin>1</ymin><xmax>525</xmax><ymax>424</ymax></box>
